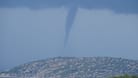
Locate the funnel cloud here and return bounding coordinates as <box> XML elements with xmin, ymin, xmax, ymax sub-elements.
<box><xmin>64</xmin><ymin>5</ymin><xmax>78</xmax><ymax>47</ymax></box>
<box><xmin>0</xmin><ymin>0</ymin><xmax>138</xmax><ymax>46</ymax></box>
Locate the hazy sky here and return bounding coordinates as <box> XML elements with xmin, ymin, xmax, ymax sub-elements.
<box><xmin>0</xmin><ymin>0</ymin><xmax>138</xmax><ymax>71</ymax></box>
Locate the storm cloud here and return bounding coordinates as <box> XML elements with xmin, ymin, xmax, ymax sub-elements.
<box><xmin>0</xmin><ymin>0</ymin><xmax>138</xmax><ymax>46</ymax></box>
<box><xmin>0</xmin><ymin>0</ymin><xmax>138</xmax><ymax>13</ymax></box>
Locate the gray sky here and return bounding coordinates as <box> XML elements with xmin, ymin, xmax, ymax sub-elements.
<box><xmin>0</xmin><ymin>0</ymin><xmax>138</xmax><ymax>71</ymax></box>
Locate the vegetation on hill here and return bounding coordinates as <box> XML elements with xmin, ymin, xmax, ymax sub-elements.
<box><xmin>0</xmin><ymin>57</ymin><xmax>138</xmax><ymax>78</ymax></box>
<box><xmin>112</xmin><ymin>74</ymin><xmax>138</xmax><ymax>78</ymax></box>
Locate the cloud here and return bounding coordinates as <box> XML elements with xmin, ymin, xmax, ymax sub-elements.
<box><xmin>0</xmin><ymin>0</ymin><xmax>138</xmax><ymax>14</ymax></box>
<box><xmin>1</xmin><ymin>0</ymin><xmax>138</xmax><ymax>46</ymax></box>
<box><xmin>64</xmin><ymin>4</ymin><xmax>78</xmax><ymax>47</ymax></box>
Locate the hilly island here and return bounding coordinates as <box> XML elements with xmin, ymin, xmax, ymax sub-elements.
<box><xmin>0</xmin><ymin>57</ymin><xmax>138</xmax><ymax>78</ymax></box>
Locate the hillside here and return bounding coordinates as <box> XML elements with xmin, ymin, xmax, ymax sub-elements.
<box><xmin>0</xmin><ymin>57</ymin><xmax>138</xmax><ymax>78</ymax></box>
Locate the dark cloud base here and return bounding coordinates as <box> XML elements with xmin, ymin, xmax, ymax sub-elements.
<box><xmin>0</xmin><ymin>0</ymin><xmax>138</xmax><ymax>14</ymax></box>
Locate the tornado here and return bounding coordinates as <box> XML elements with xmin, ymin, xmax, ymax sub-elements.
<box><xmin>64</xmin><ymin>6</ymin><xmax>78</xmax><ymax>47</ymax></box>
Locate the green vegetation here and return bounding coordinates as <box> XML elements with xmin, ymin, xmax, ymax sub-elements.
<box><xmin>112</xmin><ymin>74</ymin><xmax>138</xmax><ymax>78</ymax></box>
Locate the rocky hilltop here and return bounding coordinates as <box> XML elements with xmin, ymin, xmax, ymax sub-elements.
<box><xmin>0</xmin><ymin>57</ymin><xmax>138</xmax><ymax>78</ymax></box>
